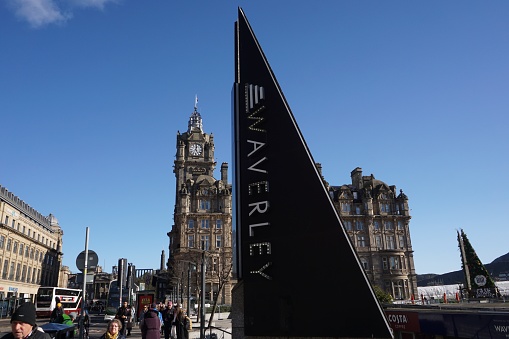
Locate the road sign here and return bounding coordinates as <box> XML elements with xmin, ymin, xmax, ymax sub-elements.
<box><xmin>76</xmin><ymin>250</ymin><xmax>99</xmax><ymax>272</ymax></box>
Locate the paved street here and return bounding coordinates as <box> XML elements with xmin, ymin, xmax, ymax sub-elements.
<box><xmin>0</xmin><ymin>314</ymin><xmax>232</xmax><ymax>339</ymax></box>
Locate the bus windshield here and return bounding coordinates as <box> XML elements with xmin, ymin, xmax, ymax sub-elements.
<box><xmin>105</xmin><ymin>281</ymin><xmax>128</xmax><ymax>315</ymax></box>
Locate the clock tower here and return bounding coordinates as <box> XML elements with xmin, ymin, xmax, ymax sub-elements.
<box><xmin>174</xmin><ymin>106</ymin><xmax>216</xmax><ymax>190</ymax></box>
<box><xmin>169</xmin><ymin>103</ymin><xmax>234</xmax><ymax>305</ymax></box>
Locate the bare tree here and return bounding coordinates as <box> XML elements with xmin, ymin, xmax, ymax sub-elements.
<box><xmin>171</xmin><ymin>248</ymin><xmax>233</xmax><ymax>327</ymax></box>
<box><xmin>206</xmin><ymin>247</ymin><xmax>233</xmax><ymax>327</ymax></box>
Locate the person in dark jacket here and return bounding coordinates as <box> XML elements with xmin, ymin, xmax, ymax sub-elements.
<box><xmin>2</xmin><ymin>302</ymin><xmax>51</xmax><ymax>339</ymax></box>
<box><xmin>49</xmin><ymin>303</ymin><xmax>64</xmax><ymax>323</ymax></box>
<box><xmin>161</xmin><ymin>303</ymin><xmax>174</xmax><ymax>339</ymax></box>
<box><xmin>100</xmin><ymin>319</ymin><xmax>125</xmax><ymax>339</ymax></box>
<box><xmin>115</xmin><ymin>301</ymin><xmax>131</xmax><ymax>336</ymax></box>
<box><xmin>140</xmin><ymin>303</ymin><xmax>161</xmax><ymax>339</ymax></box>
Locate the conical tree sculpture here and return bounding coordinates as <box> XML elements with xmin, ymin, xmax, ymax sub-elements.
<box><xmin>457</xmin><ymin>229</ymin><xmax>498</xmax><ymax>298</ymax></box>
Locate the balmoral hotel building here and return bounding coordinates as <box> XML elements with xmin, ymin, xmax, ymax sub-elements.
<box><xmin>0</xmin><ymin>185</ymin><xmax>66</xmax><ymax>302</ymax></box>
<box><xmin>324</xmin><ymin>166</ymin><xmax>418</xmax><ymax>300</ymax></box>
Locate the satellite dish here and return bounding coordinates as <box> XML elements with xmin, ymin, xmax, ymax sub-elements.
<box><xmin>76</xmin><ymin>250</ymin><xmax>99</xmax><ymax>272</ymax></box>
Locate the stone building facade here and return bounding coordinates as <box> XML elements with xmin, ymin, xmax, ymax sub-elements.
<box><xmin>326</xmin><ymin>167</ymin><xmax>418</xmax><ymax>300</ymax></box>
<box><xmin>168</xmin><ymin>106</ymin><xmax>234</xmax><ymax>305</ymax></box>
<box><xmin>0</xmin><ymin>185</ymin><xmax>64</xmax><ymax>303</ymax></box>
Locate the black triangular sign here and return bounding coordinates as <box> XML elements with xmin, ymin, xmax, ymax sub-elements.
<box><xmin>233</xmin><ymin>8</ymin><xmax>393</xmax><ymax>338</ymax></box>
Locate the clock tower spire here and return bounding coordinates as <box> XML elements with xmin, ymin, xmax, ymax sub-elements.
<box><xmin>188</xmin><ymin>97</ymin><xmax>203</xmax><ymax>133</ymax></box>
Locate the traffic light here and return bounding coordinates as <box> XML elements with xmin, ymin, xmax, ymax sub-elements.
<box><xmin>127</xmin><ymin>264</ymin><xmax>135</xmax><ymax>290</ymax></box>
<box><xmin>118</xmin><ymin>258</ymin><xmax>127</xmax><ymax>288</ymax></box>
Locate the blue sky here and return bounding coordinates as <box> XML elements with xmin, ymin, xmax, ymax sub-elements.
<box><xmin>1</xmin><ymin>1</ymin><xmax>508</xmax><ymax>276</ymax></box>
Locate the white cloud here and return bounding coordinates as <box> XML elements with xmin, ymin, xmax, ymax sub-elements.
<box><xmin>8</xmin><ymin>0</ymin><xmax>70</xmax><ymax>28</ymax></box>
<box><xmin>69</xmin><ymin>0</ymin><xmax>118</xmax><ymax>10</ymax></box>
<box><xmin>6</xmin><ymin>0</ymin><xmax>119</xmax><ymax>28</ymax></box>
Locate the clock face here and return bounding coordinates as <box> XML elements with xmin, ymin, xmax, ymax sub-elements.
<box><xmin>189</xmin><ymin>143</ymin><xmax>202</xmax><ymax>156</ymax></box>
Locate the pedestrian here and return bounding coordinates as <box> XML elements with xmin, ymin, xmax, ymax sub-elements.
<box><xmin>138</xmin><ymin>305</ymin><xmax>148</xmax><ymax>325</ymax></box>
<box><xmin>140</xmin><ymin>303</ymin><xmax>161</xmax><ymax>339</ymax></box>
<box><xmin>1</xmin><ymin>302</ymin><xmax>51</xmax><ymax>339</ymax></box>
<box><xmin>155</xmin><ymin>304</ymin><xmax>163</xmax><ymax>335</ymax></box>
<box><xmin>126</xmin><ymin>304</ymin><xmax>135</xmax><ymax>336</ymax></box>
<box><xmin>78</xmin><ymin>309</ymin><xmax>90</xmax><ymax>339</ymax></box>
<box><xmin>100</xmin><ymin>319</ymin><xmax>125</xmax><ymax>339</ymax></box>
<box><xmin>172</xmin><ymin>305</ymin><xmax>189</xmax><ymax>339</ymax></box>
<box><xmin>162</xmin><ymin>302</ymin><xmax>174</xmax><ymax>339</ymax></box>
<box><xmin>49</xmin><ymin>303</ymin><xmax>64</xmax><ymax>323</ymax></box>
<box><xmin>115</xmin><ymin>301</ymin><xmax>130</xmax><ymax>336</ymax></box>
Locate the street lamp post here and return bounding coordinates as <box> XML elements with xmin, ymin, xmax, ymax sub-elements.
<box><xmin>200</xmin><ymin>248</ymin><xmax>206</xmax><ymax>339</ymax></box>
<box><xmin>181</xmin><ymin>271</ymin><xmax>184</xmax><ymax>304</ymax></box>
<box><xmin>181</xmin><ymin>245</ymin><xmax>209</xmax><ymax>339</ymax></box>
<box><xmin>187</xmin><ymin>263</ymin><xmax>191</xmax><ymax>320</ymax></box>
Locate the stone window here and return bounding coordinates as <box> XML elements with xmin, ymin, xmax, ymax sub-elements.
<box><xmin>398</xmin><ymin>235</ymin><xmax>405</xmax><ymax>249</ymax></box>
<box><xmin>2</xmin><ymin>260</ymin><xmax>8</xmax><ymax>279</ymax></box>
<box><xmin>374</xmin><ymin>220</ymin><xmax>380</xmax><ymax>230</ymax></box>
<box><xmin>15</xmin><ymin>263</ymin><xmax>21</xmax><ymax>280</ymax></box>
<box><xmin>9</xmin><ymin>262</ymin><xmax>15</xmax><ymax>280</ymax></box>
<box><xmin>357</xmin><ymin>235</ymin><xmax>367</xmax><ymax>247</ymax></box>
<box><xmin>200</xmin><ymin>236</ymin><xmax>210</xmax><ymax>250</ymax></box>
<box><xmin>385</xmin><ymin>221</ymin><xmax>393</xmax><ymax>230</ymax></box>
<box><xmin>389</xmin><ymin>256</ymin><xmax>399</xmax><ymax>270</ymax></box>
<box><xmin>355</xmin><ymin>220</ymin><xmax>364</xmax><ymax>231</ymax></box>
<box><xmin>201</xmin><ymin>219</ymin><xmax>210</xmax><ymax>229</ymax></box>
<box><xmin>344</xmin><ymin>220</ymin><xmax>352</xmax><ymax>231</ymax></box>
<box><xmin>200</xmin><ymin>200</ymin><xmax>210</xmax><ymax>210</ymax></box>
<box><xmin>386</xmin><ymin>235</ymin><xmax>395</xmax><ymax>249</ymax></box>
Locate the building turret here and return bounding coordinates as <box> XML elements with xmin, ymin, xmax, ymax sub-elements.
<box><xmin>221</xmin><ymin>162</ymin><xmax>228</xmax><ymax>185</ymax></box>
<box><xmin>160</xmin><ymin>250</ymin><xmax>166</xmax><ymax>271</ymax></box>
<box><xmin>351</xmin><ymin>167</ymin><xmax>363</xmax><ymax>189</ymax></box>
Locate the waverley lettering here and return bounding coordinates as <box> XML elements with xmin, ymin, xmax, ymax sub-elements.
<box><xmin>244</xmin><ymin>83</ymin><xmax>272</xmax><ymax>281</ymax></box>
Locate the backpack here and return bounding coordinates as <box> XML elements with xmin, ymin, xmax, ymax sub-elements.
<box><xmin>185</xmin><ymin>316</ymin><xmax>192</xmax><ymax>330</ymax></box>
